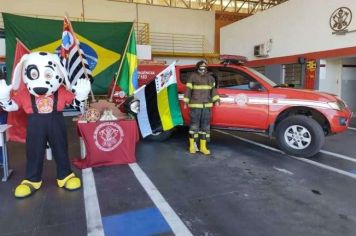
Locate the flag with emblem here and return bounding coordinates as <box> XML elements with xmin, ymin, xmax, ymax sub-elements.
<box><xmin>134</xmin><ymin>62</ymin><xmax>183</xmax><ymax>138</ymax></box>
<box><xmin>3</xmin><ymin>13</ymin><xmax>133</xmax><ymax>94</ymax></box>
<box><xmin>61</xmin><ymin>16</ymin><xmax>92</xmax><ymax>86</ymax></box>
<box><xmin>116</xmin><ymin>29</ymin><xmax>138</xmax><ymax>96</ymax></box>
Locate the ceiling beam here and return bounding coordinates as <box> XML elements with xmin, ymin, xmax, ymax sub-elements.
<box><xmin>236</xmin><ymin>0</ymin><xmax>247</xmax><ymax>13</ymax></box>
<box><xmin>223</xmin><ymin>0</ymin><xmax>233</xmax><ymax>11</ymax></box>
<box><xmin>105</xmin><ymin>0</ymin><xmax>287</xmax><ymax>12</ymax></box>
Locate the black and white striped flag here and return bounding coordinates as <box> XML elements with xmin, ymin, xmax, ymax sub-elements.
<box><xmin>60</xmin><ymin>16</ymin><xmax>92</xmax><ymax>86</ymax></box>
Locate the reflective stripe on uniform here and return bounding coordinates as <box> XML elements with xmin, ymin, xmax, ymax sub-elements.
<box><xmin>192</xmin><ymin>85</ymin><xmax>212</xmax><ymax>90</ymax></box>
<box><xmin>212</xmin><ymin>95</ymin><xmax>220</xmax><ymax>102</ymax></box>
<box><xmin>188</xmin><ymin>103</ymin><xmax>213</xmax><ymax>108</ymax></box>
<box><xmin>183</xmin><ymin>97</ymin><xmax>189</xmax><ymax>103</ymax></box>
<box><xmin>186</xmin><ymin>83</ymin><xmax>193</xmax><ymax>89</ymax></box>
<box><xmin>189</xmin><ymin>130</ymin><xmax>198</xmax><ymax>134</ymax></box>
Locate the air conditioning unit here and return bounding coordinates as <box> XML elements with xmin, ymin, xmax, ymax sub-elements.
<box><xmin>254</xmin><ymin>43</ymin><xmax>269</xmax><ymax>57</ymax></box>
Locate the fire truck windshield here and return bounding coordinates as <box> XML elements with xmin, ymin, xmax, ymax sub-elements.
<box><xmin>245</xmin><ymin>67</ymin><xmax>277</xmax><ymax>87</ymax></box>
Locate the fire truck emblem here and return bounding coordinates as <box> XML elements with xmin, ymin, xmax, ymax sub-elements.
<box><xmin>93</xmin><ymin>122</ymin><xmax>124</xmax><ymax>152</ymax></box>
<box><xmin>329</xmin><ymin>7</ymin><xmax>352</xmax><ymax>32</ymax></box>
<box><xmin>234</xmin><ymin>94</ymin><xmax>248</xmax><ymax>106</ymax></box>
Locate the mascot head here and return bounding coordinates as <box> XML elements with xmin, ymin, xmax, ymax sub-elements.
<box><xmin>12</xmin><ymin>52</ymin><xmax>70</xmax><ymax>97</ymax></box>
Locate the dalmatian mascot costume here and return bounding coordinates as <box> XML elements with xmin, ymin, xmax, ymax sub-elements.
<box><xmin>0</xmin><ymin>52</ymin><xmax>91</xmax><ymax>198</ymax></box>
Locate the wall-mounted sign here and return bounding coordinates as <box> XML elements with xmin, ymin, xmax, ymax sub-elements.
<box><xmin>330</xmin><ymin>7</ymin><xmax>352</xmax><ymax>34</ymax></box>
<box><xmin>305</xmin><ymin>60</ymin><xmax>316</xmax><ymax>89</ymax></box>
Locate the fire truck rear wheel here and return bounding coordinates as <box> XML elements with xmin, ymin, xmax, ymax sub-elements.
<box><xmin>147</xmin><ymin>129</ymin><xmax>174</xmax><ymax>141</ymax></box>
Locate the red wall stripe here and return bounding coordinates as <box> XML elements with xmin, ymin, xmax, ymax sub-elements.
<box><xmin>246</xmin><ymin>46</ymin><xmax>356</xmax><ymax>67</ymax></box>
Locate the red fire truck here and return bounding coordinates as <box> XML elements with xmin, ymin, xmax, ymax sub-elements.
<box><xmin>137</xmin><ymin>59</ymin><xmax>352</xmax><ymax>158</ymax></box>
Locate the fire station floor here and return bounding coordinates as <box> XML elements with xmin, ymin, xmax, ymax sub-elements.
<box><xmin>1</xmin><ymin>117</ymin><xmax>356</xmax><ymax>236</ymax></box>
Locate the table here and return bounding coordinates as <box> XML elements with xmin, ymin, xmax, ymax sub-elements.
<box><xmin>0</xmin><ymin>124</ymin><xmax>13</xmax><ymax>181</ymax></box>
<box><xmin>73</xmin><ymin>119</ymin><xmax>139</xmax><ymax>169</ymax></box>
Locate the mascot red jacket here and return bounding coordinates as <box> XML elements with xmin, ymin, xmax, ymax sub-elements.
<box><xmin>0</xmin><ymin>52</ymin><xmax>91</xmax><ymax>198</ymax></box>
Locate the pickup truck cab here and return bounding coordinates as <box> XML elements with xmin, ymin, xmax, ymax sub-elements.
<box><xmin>138</xmin><ymin>62</ymin><xmax>352</xmax><ymax>158</ymax></box>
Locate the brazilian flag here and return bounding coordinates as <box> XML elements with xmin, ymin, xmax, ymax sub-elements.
<box><xmin>3</xmin><ymin>13</ymin><xmax>133</xmax><ymax>94</ymax></box>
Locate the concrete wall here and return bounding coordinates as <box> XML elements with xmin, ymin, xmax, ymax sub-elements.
<box><xmin>318</xmin><ymin>57</ymin><xmax>356</xmax><ymax>112</ymax></box>
<box><xmin>0</xmin><ymin>39</ymin><xmax>4</xmax><ymax>57</ymax></box>
<box><xmin>341</xmin><ymin>58</ymin><xmax>356</xmax><ymax>112</ymax></box>
<box><xmin>319</xmin><ymin>58</ymin><xmax>342</xmax><ymax>96</ymax></box>
<box><xmin>0</xmin><ymin>0</ymin><xmax>215</xmax><ymax>53</ymax></box>
<box><xmin>221</xmin><ymin>0</ymin><xmax>356</xmax><ymax>60</ymax></box>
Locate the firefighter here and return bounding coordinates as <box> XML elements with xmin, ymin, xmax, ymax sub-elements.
<box><xmin>183</xmin><ymin>60</ymin><xmax>220</xmax><ymax>155</ymax></box>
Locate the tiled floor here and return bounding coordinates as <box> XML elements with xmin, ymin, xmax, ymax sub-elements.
<box><xmin>1</xmin><ymin>116</ymin><xmax>356</xmax><ymax>236</ymax></box>
<box><xmin>0</xmin><ymin>118</ymin><xmax>86</xmax><ymax>236</ymax></box>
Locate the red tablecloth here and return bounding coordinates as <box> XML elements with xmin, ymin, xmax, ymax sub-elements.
<box><xmin>73</xmin><ymin>119</ymin><xmax>139</xmax><ymax>169</ymax></box>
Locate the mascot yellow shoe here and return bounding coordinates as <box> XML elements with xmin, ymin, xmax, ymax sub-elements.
<box><xmin>14</xmin><ymin>180</ymin><xmax>42</xmax><ymax>198</ymax></box>
<box><xmin>57</xmin><ymin>173</ymin><xmax>81</xmax><ymax>191</ymax></box>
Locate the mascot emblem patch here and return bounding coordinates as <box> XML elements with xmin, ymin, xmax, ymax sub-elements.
<box><xmin>36</xmin><ymin>97</ymin><xmax>54</xmax><ymax>113</ymax></box>
<box><xmin>93</xmin><ymin>122</ymin><xmax>124</xmax><ymax>152</ymax></box>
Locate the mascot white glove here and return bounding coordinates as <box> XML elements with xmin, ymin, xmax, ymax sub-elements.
<box><xmin>0</xmin><ymin>80</ymin><xmax>12</xmax><ymax>102</ymax></box>
<box><xmin>72</xmin><ymin>79</ymin><xmax>91</xmax><ymax>101</ymax></box>
<box><xmin>0</xmin><ymin>80</ymin><xmax>19</xmax><ymax>112</ymax></box>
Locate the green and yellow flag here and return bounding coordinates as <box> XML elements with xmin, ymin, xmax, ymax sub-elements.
<box><xmin>134</xmin><ymin>62</ymin><xmax>183</xmax><ymax>137</ymax></box>
<box><xmin>116</xmin><ymin>29</ymin><xmax>138</xmax><ymax>96</ymax></box>
<box><xmin>3</xmin><ymin>13</ymin><xmax>133</xmax><ymax>94</ymax></box>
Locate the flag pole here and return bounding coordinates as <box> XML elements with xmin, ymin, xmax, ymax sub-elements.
<box><xmin>109</xmin><ymin>23</ymin><xmax>135</xmax><ymax>102</ymax></box>
<box><xmin>65</xmin><ymin>15</ymin><xmax>96</xmax><ymax>103</ymax></box>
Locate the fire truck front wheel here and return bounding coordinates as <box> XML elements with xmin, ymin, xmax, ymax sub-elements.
<box><xmin>276</xmin><ymin>115</ymin><xmax>325</xmax><ymax>158</ymax></box>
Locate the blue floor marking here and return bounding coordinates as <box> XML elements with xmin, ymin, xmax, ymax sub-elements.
<box><xmin>350</xmin><ymin>170</ymin><xmax>356</xmax><ymax>174</ymax></box>
<box><xmin>102</xmin><ymin>207</ymin><xmax>172</xmax><ymax>236</ymax></box>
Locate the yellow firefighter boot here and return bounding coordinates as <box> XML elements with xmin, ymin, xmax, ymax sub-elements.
<box><xmin>200</xmin><ymin>139</ymin><xmax>211</xmax><ymax>155</ymax></box>
<box><xmin>189</xmin><ymin>138</ymin><xmax>196</xmax><ymax>154</ymax></box>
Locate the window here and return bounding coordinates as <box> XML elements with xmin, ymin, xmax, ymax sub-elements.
<box><xmin>180</xmin><ymin>68</ymin><xmax>218</xmax><ymax>87</ymax></box>
<box><xmin>214</xmin><ymin>68</ymin><xmax>257</xmax><ymax>90</ymax></box>
<box><xmin>245</xmin><ymin>67</ymin><xmax>276</xmax><ymax>87</ymax></box>
<box><xmin>251</xmin><ymin>66</ymin><xmax>266</xmax><ymax>75</ymax></box>
<box><xmin>179</xmin><ymin>68</ymin><xmax>194</xmax><ymax>84</ymax></box>
<box><xmin>283</xmin><ymin>64</ymin><xmax>302</xmax><ymax>88</ymax></box>
<box><xmin>180</xmin><ymin>67</ymin><xmax>261</xmax><ymax>90</ymax></box>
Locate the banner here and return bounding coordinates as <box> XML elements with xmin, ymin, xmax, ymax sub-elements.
<box><xmin>134</xmin><ymin>62</ymin><xmax>183</xmax><ymax>137</ymax></box>
<box><xmin>3</xmin><ymin>13</ymin><xmax>132</xmax><ymax>94</ymax></box>
<box><xmin>305</xmin><ymin>59</ymin><xmax>316</xmax><ymax>89</ymax></box>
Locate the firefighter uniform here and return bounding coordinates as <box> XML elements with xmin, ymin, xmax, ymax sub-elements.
<box><xmin>184</xmin><ymin>70</ymin><xmax>220</xmax><ymax>155</ymax></box>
